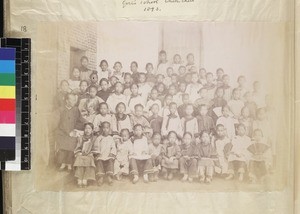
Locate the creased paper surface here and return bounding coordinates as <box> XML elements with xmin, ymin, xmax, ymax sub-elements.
<box><xmin>3</xmin><ymin>0</ymin><xmax>296</xmax><ymax>213</ymax></box>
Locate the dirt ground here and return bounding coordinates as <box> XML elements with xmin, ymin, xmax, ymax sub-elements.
<box><xmin>37</xmin><ymin>166</ymin><xmax>277</xmax><ymax>193</ymax></box>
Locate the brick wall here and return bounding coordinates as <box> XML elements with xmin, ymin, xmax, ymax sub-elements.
<box><xmin>57</xmin><ymin>23</ymin><xmax>97</xmax><ymax>83</ymax></box>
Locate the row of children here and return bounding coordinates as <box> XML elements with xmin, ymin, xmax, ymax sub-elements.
<box><xmin>71</xmin><ymin>120</ymin><xmax>271</xmax><ymax>188</ymax></box>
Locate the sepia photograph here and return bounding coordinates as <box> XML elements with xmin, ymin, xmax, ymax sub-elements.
<box><xmin>33</xmin><ymin>21</ymin><xmax>289</xmax><ymax>192</ymax></box>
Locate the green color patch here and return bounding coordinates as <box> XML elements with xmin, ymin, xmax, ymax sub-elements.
<box><xmin>0</xmin><ymin>73</ymin><xmax>15</xmax><ymax>86</ymax></box>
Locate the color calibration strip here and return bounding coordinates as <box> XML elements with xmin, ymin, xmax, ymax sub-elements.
<box><xmin>0</xmin><ymin>48</ymin><xmax>16</xmax><ymax>162</ymax></box>
<box><xmin>0</xmin><ymin>38</ymin><xmax>31</xmax><ymax>170</ymax></box>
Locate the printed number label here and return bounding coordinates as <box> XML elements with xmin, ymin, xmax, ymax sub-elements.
<box><xmin>21</xmin><ymin>26</ymin><xmax>27</xmax><ymax>32</ymax></box>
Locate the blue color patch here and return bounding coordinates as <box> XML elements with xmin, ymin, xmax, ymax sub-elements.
<box><xmin>0</xmin><ymin>60</ymin><xmax>15</xmax><ymax>73</ymax></box>
<box><xmin>0</xmin><ymin>48</ymin><xmax>16</xmax><ymax>60</ymax></box>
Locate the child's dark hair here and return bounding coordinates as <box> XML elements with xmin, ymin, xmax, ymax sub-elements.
<box><xmin>80</xmin><ymin>56</ymin><xmax>89</xmax><ymax>62</ymax></box>
<box><xmin>101</xmin><ymin>121</ymin><xmax>111</xmax><ymax>128</ymax></box>
<box><xmin>159</xmin><ymin>50</ymin><xmax>166</xmax><ymax>55</ymax></box>
<box><xmin>134</xmin><ymin>103</ymin><xmax>144</xmax><ymax>110</ymax></box>
<box><xmin>200</xmin><ymin>130</ymin><xmax>210</xmax><ymax>137</ymax></box>
<box><xmin>79</xmin><ymin>80</ymin><xmax>88</xmax><ymax>86</ymax></box>
<box><xmin>206</xmin><ymin>72</ymin><xmax>213</xmax><ymax>78</ymax></box>
<box><xmin>236</xmin><ymin>123</ymin><xmax>246</xmax><ymax>130</ymax></box>
<box><xmin>152</xmin><ymin>132</ymin><xmax>162</xmax><ymax>138</ymax></box>
<box><xmin>99</xmin><ymin>78</ymin><xmax>109</xmax><ymax>85</ymax></box>
<box><xmin>216</xmin><ymin>68</ymin><xmax>224</xmax><ymax>73</ymax></box>
<box><xmin>131</xmin><ymin>61</ymin><xmax>138</xmax><ymax>67</ymax></box>
<box><xmin>89</xmin><ymin>72</ymin><xmax>98</xmax><ymax>79</ymax></box>
<box><xmin>60</xmin><ymin>80</ymin><xmax>69</xmax><ymax>87</ymax></box>
<box><xmin>88</xmin><ymin>85</ymin><xmax>98</xmax><ymax>92</ymax></box>
<box><xmin>99</xmin><ymin>102</ymin><xmax>109</xmax><ymax>108</ymax></box>
<box><xmin>113</xmin><ymin>61</ymin><xmax>122</xmax><ymax>68</ymax></box>
<box><xmin>100</xmin><ymin>59</ymin><xmax>108</xmax><ymax>66</ymax></box>
<box><xmin>168</xmin><ymin>131</ymin><xmax>178</xmax><ymax>138</ymax></box>
<box><xmin>130</xmin><ymin>83</ymin><xmax>139</xmax><ymax>90</ymax></box>
<box><xmin>115</xmin><ymin>102</ymin><xmax>126</xmax><ymax>112</ymax></box>
<box><xmin>146</xmin><ymin>63</ymin><xmax>153</xmax><ymax>69</ymax></box>
<box><xmin>133</xmin><ymin>124</ymin><xmax>143</xmax><ymax>130</ymax></box>
<box><xmin>120</xmin><ymin>128</ymin><xmax>130</xmax><ymax>135</ymax></box>
<box><xmin>183</xmin><ymin>132</ymin><xmax>193</xmax><ymax>138</ymax></box>
<box><xmin>216</xmin><ymin>124</ymin><xmax>225</xmax><ymax>129</ymax></box>
<box><xmin>84</xmin><ymin>122</ymin><xmax>94</xmax><ymax>130</ymax></box>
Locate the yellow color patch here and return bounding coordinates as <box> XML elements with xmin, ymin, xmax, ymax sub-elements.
<box><xmin>0</xmin><ymin>86</ymin><xmax>15</xmax><ymax>99</ymax></box>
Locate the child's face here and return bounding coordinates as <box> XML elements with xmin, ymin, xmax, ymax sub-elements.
<box><xmin>174</xmin><ymin>55</ymin><xmax>181</xmax><ymax>64</ymax></box>
<box><xmin>167</xmin><ymin>68</ymin><xmax>173</xmax><ymax>77</ymax></box>
<box><xmin>131</xmin><ymin>84</ymin><xmax>139</xmax><ymax>95</ymax></box>
<box><xmin>185</xmin><ymin>74</ymin><xmax>192</xmax><ymax>83</ymax></box>
<box><xmin>199</xmin><ymin>106</ymin><xmax>208</xmax><ymax>116</ymax></box>
<box><xmin>222</xmin><ymin>76</ymin><xmax>229</xmax><ymax>85</ymax></box>
<box><xmin>171</xmin><ymin>76</ymin><xmax>178</xmax><ymax>84</ymax></box>
<box><xmin>102</xmin><ymin>124</ymin><xmax>111</xmax><ymax>135</ymax></box>
<box><xmin>115</xmin><ymin>83</ymin><xmax>124</xmax><ymax>94</ymax></box>
<box><xmin>190</xmin><ymin>66</ymin><xmax>197</xmax><ymax>73</ymax></box>
<box><xmin>242</xmin><ymin>107</ymin><xmax>250</xmax><ymax>118</ymax></box>
<box><xmin>179</xmin><ymin>67</ymin><xmax>186</xmax><ymax>75</ymax></box>
<box><xmin>117</xmin><ymin>104</ymin><xmax>126</xmax><ymax>114</ymax></box>
<box><xmin>89</xmin><ymin>88</ymin><xmax>97</xmax><ymax>98</ymax></box>
<box><xmin>191</xmin><ymin>74</ymin><xmax>199</xmax><ymax>83</ymax></box>
<box><xmin>84</xmin><ymin>125</ymin><xmax>93</xmax><ymax>136</ymax></box>
<box><xmin>200</xmin><ymin>89</ymin><xmax>208</xmax><ymax>98</ymax></box>
<box><xmin>81</xmin><ymin>59</ymin><xmax>88</xmax><ymax>68</ymax></box>
<box><xmin>199</xmin><ymin>69</ymin><xmax>206</xmax><ymax>78</ymax></box>
<box><xmin>238</xmin><ymin>77</ymin><xmax>246</xmax><ymax>86</ymax></box>
<box><xmin>169</xmin><ymin>104</ymin><xmax>177</xmax><ymax>114</ymax></box>
<box><xmin>233</xmin><ymin>90</ymin><xmax>241</xmax><ymax>100</ymax></box>
<box><xmin>131</xmin><ymin>63</ymin><xmax>138</xmax><ymax>73</ymax></box>
<box><xmin>99</xmin><ymin>104</ymin><xmax>108</xmax><ymax>115</ymax></box>
<box><xmin>151</xmin><ymin>89</ymin><xmax>158</xmax><ymax>100</ymax></box>
<box><xmin>157</xmin><ymin>84</ymin><xmax>164</xmax><ymax>93</ymax></box>
<box><xmin>153</xmin><ymin>135</ymin><xmax>161</xmax><ymax>146</ymax></box>
<box><xmin>168</xmin><ymin>133</ymin><xmax>177</xmax><ymax>144</ymax></box>
<box><xmin>222</xmin><ymin>107</ymin><xmax>230</xmax><ymax>117</ymax></box>
<box><xmin>146</xmin><ymin>64</ymin><xmax>153</xmax><ymax>72</ymax></box>
<box><xmin>157</xmin><ymin>75</ymin><xmax>164</xmax><ymax>83</ymax></box>
<box><xmin>165</xmin><ymin>96</ymin><xmax>172</xmax><ymax>105</ymax></box>
<box><xmin>73</xmin><ymin>68</ymin><xmax>80</xmax><ymax>78</ymax></box>
<box><xmin>237</xmin><ymin>126</ymin><xmax>246</xmax><ymax>136</ymax></box>
<box><xmin>201</xmin><ymin>133</ymin><xmax>210</xmax><ymax>144</ymax></box>
<box><xmin>216</xmin><ymin>88</ymin><xmax>224</xmax><ymax>98</ymax></box>
<box><xmin>217</xmin><ymin>70</ymin><xmax>224</xmax><ymax>79</ymax></box>
<box><xmin>182</xmin><ymin>95</ymin><xmax>189</xmax><ymax>104</ymax></box>
<box><xmin>159</xmin><ymin>53</ymin><xmax>167</xmax><ymax>62</ymax></box>
<box><xmin>185</xmin><ymin>105</ymin><xmax>194</xmax><ymax>116</ymax></box>
<box><xmin>168</xmin><ymin>86</ymin><xmax>177</xmax><ymax>96</ymax></box>
<box><xmin>91</xmin><ymin>74</ymin><xmax>98</xmax><ymax>84</ymax></box>
<box><xmin>80</xmin><ymin>82</ymin><xmax>88</xmax><ymax>92</ymax></box>
<box><xmin>110</xmin><ymin>77</ymin><xmax>117</xmax><ymax>86</ymax></box>
<box><xmin>151</xmin><ymin>104</ymin><xmax>159</xmax><ymax>115</ymax></box>
<box><xmin>217</xmin><ymin>126</ymin><xmax>226</xmax><ymax>138</ymax></box>
<box><xmin>139</xmin><ymin>74</ymin><xmax>146</xmax><ymax>83</ymax></box>
<box><xmin>187</xmin><ymin>54</ymin><xmax>194</xmax><ymax>64</ymax></box>
<box><xmin>206</xmin><ymin>74</ymin><xmax>213</xmax><ymax>83</ymax></box>
<box><xmin>179</xmin><ymin>83</ymin><xmax>186</xmax><ymax>92</ymax></box>
<box><xmin>121</xmin><ymin>131</ymin><xmax>130</xmax><ymax>142</ymax></box>
<box><xmin>114</xmin><ymin>63</ymin><xmax>122</xmax><ymax>72</ymax></box>
<box><xmin>135</xmin><ymin>106</ymin><xmax>144</xmax><ymax>117</ymax></box>
<box><xmin>114</xmin><ymin>137</ymin><xmax>121</xmax><ymax>145</ymax></box>
<box><xmin>100</xmin><ymin>81</ymin><xmax>109</xmax><ymax>91</ymax></box>
<box><xmin>61</xmin><ymin>82</ymin><xmax>69</xmax><ymax>92</ymax></box>
<box><xmin>100</xmin><ymin>62</ymin><xmax>108</xmax><ymax>71</ymax></box>
<box><xmin>134</xmin><ymin>126</ymin><xmax>143</xmax><ymax>137</ymax></box>
<box><xmin>124</xmin><ymin>74</ymin><xmax>132</xmax><ymax>84</ymax></box>
<box><xmin>183</xmin><ymin>134</ymin><xmax>192</xmax><ymax>146</ymax></box>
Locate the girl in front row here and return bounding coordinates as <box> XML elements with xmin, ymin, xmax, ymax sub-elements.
<box><xmin>73</xmin><ymin>123</ymin><xmax>96</xmax><ymax>188</ymax></box>
<box><xmin>161</xmin><ymin>131</ymin><xmax>181</xmax><ymax>180</ymax></box>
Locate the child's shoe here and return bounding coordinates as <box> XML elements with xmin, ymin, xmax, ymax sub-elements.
<box><xmin>143</xmin><ymin>174</ymin><xmax>149</xmax><ymax>183</ymax></box>
<box><xmin>181</xmin><ymin>174</ymin><xmax>188</xmax><ymax>182</ymax></box>
<box><xmin>116</xmin><ymin>172</ymin><xmax>122</xmax><ymax>181</ymax></box>
<box><xmin>97</xmin><ymin>176</ymin><xmax>104</xmax><ymax>186</ymax></box>
<box><xmin>82</xmin><ymin>179</ymin><xmax>87</xmax><ymax>188</ymax></box>
<box><xmin>77</xmin><ymin>179</ymin><xmax>83</xmax><ymax>188</ymax></box>
<box><xmin>153</xmin><ymin>172</ymin><xmax>159</xmax><ymax>182</ymax></box>
<box><xmin>238</xmin><ymin>173</ymin><xmax>244</xmax><ymax>182</ymax></box>
<box><xmin>132</xmin><ymin>175</ymin><xmax>139</xmax><ymax>184</ymax></box>
<box><xmin>59</xmin><ymin>163</ymin><xmax>66</xmax><ymax>171</ymax></box>
<box><xmin>67</xmin><ymin>164</ymin><xmax>72</xmax><ymax>172</ymax></box>
<box><xmin>107</xmin><ymin>175</ymin><xmax>113</xmax><ymax>186</ymax></box>
<box><xmin>199</xmin><ymin>176</ymin><xmax>205</xmax><ymax>183</ymax></box>
<box><xmin>188</xmin><ymin>177</ymin><xmax>193</xmax><ymax>183</ymax></box>
<box><xmin>205</xmin><ymin>177</ymin><xmax>212</xmax><ymax>184</ymax></box>
<box><xmin>225</xmin><ymin>174</ymin><xmax>234</xmax><ymax>180</ymax></box>
<box><xmin>167</xmin><ymin>172</ymin><xmax>173</xmax><ymax>180</ymax></box>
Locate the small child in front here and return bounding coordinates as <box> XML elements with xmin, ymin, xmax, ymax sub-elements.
<box><xmin>226</xmin><ymin>123</ymin><xmax>251</xmax><ymax>181</ymax></box>
<box><xmin>129</xmin><ymin>124</ymin><xmax>153</xmax><ymax>184</ymax></box>
<box><xmin>73</xmin><ymin>122</ymin><xmax>96</xmax><ymax>188</ymax></box>
<box><xmin>93</xmin><ymin>122</ymin><xmax>116</xmax><ymax>186</ymax></box>
<box><xmin>179</xmin><ymin>132</ymin><xmax>199</xmax><ymax>182</ymax></box>
<box><xmin>149</xmin><ymin>133</ymin><xmax>163</xmax><ymax>181</ymax></box>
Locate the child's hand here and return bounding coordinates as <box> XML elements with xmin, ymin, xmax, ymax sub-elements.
<box><xmin>108</xmin><ymin>153</ymin><xmax>115</xmax><ymax>158</ymax></box>
<box><xmin>169</xmin><ymin>157</ymin><xmax>175</xmax><ymax>162</ymax></box>
<box><xmin>75</xmin><ymin>152</ymin><xmax>82</xmax><ymax>157</ymax></box>
<box><xmin>141</xmin><ymin>151</ymin><xmax>147</xmax><ymax>156</ymax></box>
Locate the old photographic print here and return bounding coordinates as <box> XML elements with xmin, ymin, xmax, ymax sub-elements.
<box><xmin>33</xmin><ymin>21</ymin><xmax>289</xmax><ymax>192</ymax></box>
